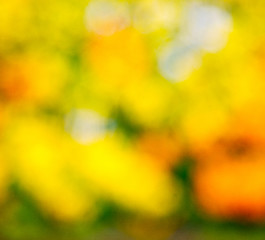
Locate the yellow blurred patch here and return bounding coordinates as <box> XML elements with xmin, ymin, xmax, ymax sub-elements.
<box><xmin>73</xmin><ymin>137</ymin><xmax>181</xmax><ymax>217</ymax></box>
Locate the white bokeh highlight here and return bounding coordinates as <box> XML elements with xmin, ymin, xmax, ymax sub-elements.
<box><xmin>133</xmin><ymin>0</ymin><xmax>179</xmax><ymax>34</ymax></box>
<box><xmin>158</xmin><ymin>2</ymin><xmax>233</xmax><ymax>82</ymax></box>
<box><xmin>182</xmin><ymin>2</ymin><xmax>233</xmax><ymax>53</ymax></box>
<box><xmin>65</xmin><ymin>109</ymin><xmax>114</xmax><ymax>144</ymax></box>
<box><xmin>85</xmin><ymin>0</ymin><xmax>130</xmax><ymax>36</ymax></box>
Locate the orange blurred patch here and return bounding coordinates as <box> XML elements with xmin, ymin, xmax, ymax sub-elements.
<box><xmin>136</xmin><ymin>131</ymin><xmax>183</xmax><ymax>171</ymax></box>
<box><xmin>88</xmin><ymin>28</ymin><xmax>150</xmax><ymax>88</ymax></box>
<box><xmin>191</xmin><ymin>109</ymin><xmax>265</xmax><ymax>163</ymax></box>
<box><xmin>193</xmin><ymin>113</ymin><xmax>265</xmax><ymax>222</ymax></box>
<box><xmin>194</xmin><ymin>159</ymin><xmax>265</xmax><ymax>222</ymax></box>
<box><xmin>0</xmin><ymin>55</ymin><xmax>65</xmax><ymax>105</ymax></box>
<box><xmin>0</xmin><ymin>61</ymin><xmax>30</xmax><ymax>102</ymax></box>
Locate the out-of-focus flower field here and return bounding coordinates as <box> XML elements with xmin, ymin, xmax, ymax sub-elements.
<box><xmin>1</xmin><ymin>0</ymin><xmax>265</xmax><ymax>239</ymax></box>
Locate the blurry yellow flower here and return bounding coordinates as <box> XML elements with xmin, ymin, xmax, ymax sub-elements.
<box><xmin>181</xmin><ymin>99</ymin><xmax>229</xmax><ymax>146</ymax></box>
<box><xmin>0</xmin><ymin>0</ymin><xmax>32</xmax><ymax>50</ymax></box>
<box><xmin>0</xmin><ymin>0</ymin><xmax>88</xmax><ymax>52</ymax></box>
<box><xmin>121</xmin><ymin>80</ymin><xmax>173</xmax><ymax>127</ymax></box>
<box><xmin>223</xmin><ymin>65</ymin><xmax>265</xmax><ymax>111</ymax></box>
<box><xmin>88</xmin><ymin>28</ymin><xmax>150</xmax><ymax>93</ymax></box>
<box><xmin>7</xmin><ymin>118</ymin><xmax>96</xmax><ymax>221</ymax></box>
<box><xmin>72</xmin><ymin>137</ymin><xmax>181</xmax><ymax>217</ymax></box>
<box><xmin>176</xmin><ymin>26</ymin><xmax>265</xmax><ymax>146</ymax></box>
<box><xmin>0</xmin><ymin>54</ymin><xmax>67</xmax><ymax>105</ymax></box>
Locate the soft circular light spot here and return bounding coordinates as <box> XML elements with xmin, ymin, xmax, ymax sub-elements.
<box><xmin>85</xmin><ymin>0</ymin><xmax>130</xmax><ymax>36</ymax></box>
<box><xmin>65</xmin><ymin>109</ymin><xmax>114</xmax><ymax>144</ymax></box>
<box><xmin>182</xmin><ymin>2</ymin><xmax>233</xmax><ymax>52</ymax></box>
<box><xmin>158</xmin><ymin>42</ymin><xmax>201</xmax><ymax>82</ymax></box>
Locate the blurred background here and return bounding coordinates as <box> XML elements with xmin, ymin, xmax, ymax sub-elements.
<box><xmin>1</xmin><ymin>0</ymin><xmax>265</xmax><ymax>239</ymax></box>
